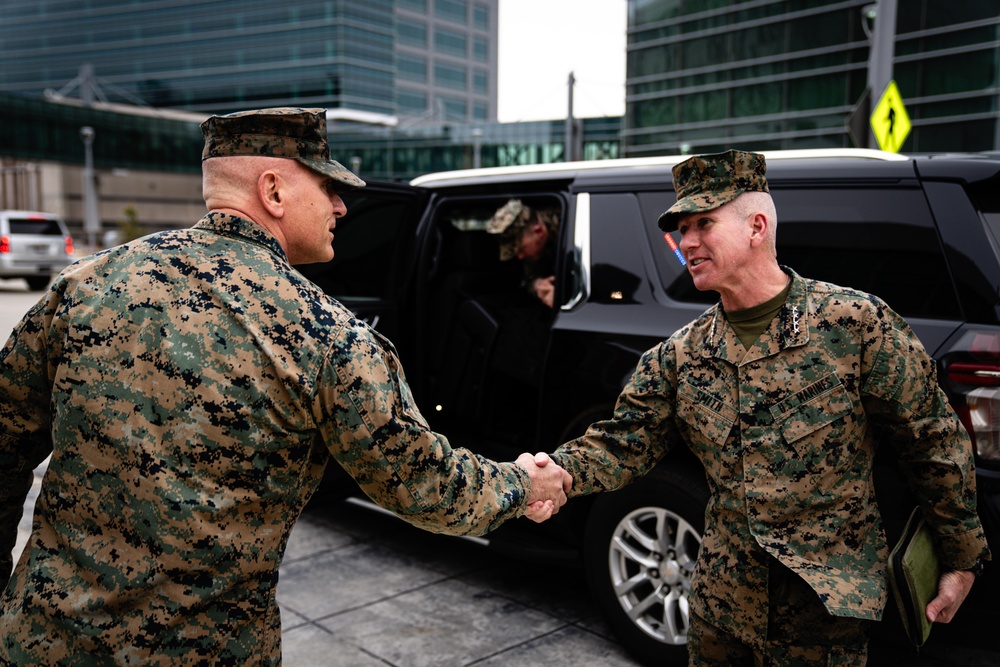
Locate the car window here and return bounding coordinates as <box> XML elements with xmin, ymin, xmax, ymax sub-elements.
<box><xmin>638</xmin><ymin>191</ymin><xmax>715</xmax><ymax>305</ymax></box>
<box><xmin>773</xmin><ymin>187</ymin><xmax>960</xmax><ymax>320</ymax></box>
<box><xmin>294</xmin><ymin>191</ymin><xmax>416</xmax><ymax>299</ymax></box>
<box><xmin>640</xmin><ymin>187</ymin><xmax>961</xmax><ymax>320</ymax></box>
<box><xmin>971</xmin><ymin>178</ymin><xmax>1000</xmax><ymax>261</ymax></box>
<box><xmin>588</xmin><ymin>193</ymin><xmax>656</xmax><ymax>305</ymax></box>
<box><xmin>8</xmin><ymin>217</ymin><xmax>63</xmax><ymax>235</ymax></box>
<box><xmin>425</xmin><ymin>194</ymin><xmax>563</xmax><ymax>295</ymax></box>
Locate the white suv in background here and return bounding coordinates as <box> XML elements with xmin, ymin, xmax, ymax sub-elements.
<box><xmin>0</xmin><ymin>210</ymin><xmax>75</xmax><ymax>290</ymax></box>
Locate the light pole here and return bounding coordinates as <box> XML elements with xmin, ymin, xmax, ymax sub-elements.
<box><xmin>865</xmin><ymin>0</ymin><xmax>898</xmax><ymax>149</ymax></box>
<box><xmin>80</xmin><ymin>126</ymin><xmax>100</xmax><ymax>249</ymax></box>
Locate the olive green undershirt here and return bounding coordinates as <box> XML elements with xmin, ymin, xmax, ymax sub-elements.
<box><xmin>724</xmin><ymin>281</ymin><xmax>793</xmax><ymax>350</ymax></box>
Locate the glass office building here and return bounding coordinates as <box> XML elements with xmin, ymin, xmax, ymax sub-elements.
<box><xmin>0</xmin><ymin>0</ymin><xmax>498</xmax><ymax>123</ymax></box>
<box><xmin>624</xmin><ymin>0</ymin><xmax>1000</xmax><ymax>155</ymax></box>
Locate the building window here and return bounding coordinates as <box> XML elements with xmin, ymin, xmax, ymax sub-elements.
<box><xmin>397</xmin><ymin>89</ymin><xmax>428</xmax><ymax>113</ymax></box>
<box><xmin>473</xmin><ymin>69</ymin><xmax>488</xmax><ymax>94</ymax></box>
<box><xmin>398</xmin><ymin>20</ymin><xmax>427</xmax><ymax>48</ymax></box>
<box><xmin>472</xmin><ymin>101</ymin><xmax>488</xmax><ymax>120</ymax></box>
<box><xmin>398</xmin><ymin>0</ymin><xmax>427</xmax><ymax>10</ymax></box>
<box><xmin>435</xmin><ymin>0</ymin><xmax>467</xmax><ymax>24</ymax></box>
<box><xmin>440</xmin><ymin>95</ymin><xmax>467</xmax><ymax>119</ymax></box>
<box><xmin>473</xmin><ymin>4</ymin><xmax>489</xmax><ymax>30</ymax></box>
<box><xmin>435</xmin><ymin>62</ymin><xmax>467</xmax><ymax>90</ymax></box>
<box><xmin>398</xmin><ymin>55</ymin><xmax>427</xmax><ymax>83</ymax></box>
<box><xmin>473</xmin><ymin>36</ymin><xmax>488</xmax><ymax>62</ymax></box>
<box><xmin>434</xmin><ymin>28</ymin><xmax>467</xmax><ymax>57</ymax></box>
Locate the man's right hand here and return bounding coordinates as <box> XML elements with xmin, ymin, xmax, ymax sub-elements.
<box><xmin>516</xmin><ymin>451</ymin><xmax>572</xmax><ymax>522</ymax></box>
<box><xmin>532</xmin><ymin>276</ymin><xmax>555</xmax><ymax>309</ymax></box>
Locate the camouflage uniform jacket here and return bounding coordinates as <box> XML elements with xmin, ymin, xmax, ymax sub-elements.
<box><xmin>0</xmin><ymin>212</ymin><xmax>530</xmax><ymax>665</ymax></box>
<box><xmin>551</xmin><ymin>268</ymin><xmax>989</xmax><ymax>649</ymax></box>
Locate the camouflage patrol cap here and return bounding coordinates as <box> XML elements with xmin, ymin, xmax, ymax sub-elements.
<box><xmin>657</xmin><ymin>149</ymin><xmax>768</xmax><ymax>231</ymax></box>
<box><xmin>201</xmin><ymin>107</ymin><xmax>365</xmax><ymax>190</ymax></box>
<box><xmin>487</xmin><ymin>199</ymin><xmax>532</xmax><ymax>261</ymax></box>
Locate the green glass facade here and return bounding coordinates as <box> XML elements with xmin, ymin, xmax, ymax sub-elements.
<box><xmin>0</xmin><ymin>92</ymin><xmax>620</xmax><ymax>182</ymax></box>
<box><xmin>326</xmin><ymin>116</ymin><xmax>622</xmax><ymax>181</ymax></box>
<box><xmin>624</xmin><ymin>0</ymin><xmax>1000</xmax><ymax>155</ymax></box>
<box><xmin>0</xmin><ymin>93</ymin><xmax>204</xmax><ymax>173</ymax></box>
<box><xmin>0</xmin><ymin>0</ymin><xmax>498</xmax><ymax>122</ymax></box>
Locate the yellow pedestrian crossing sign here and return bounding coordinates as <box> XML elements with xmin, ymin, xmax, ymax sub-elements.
<box><xmin>870</xmin><ymin>81</ymin><xmax>911</xmax><ymax>153</ymax></box>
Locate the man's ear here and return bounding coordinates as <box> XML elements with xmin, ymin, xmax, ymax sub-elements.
<box><xmin>258</xmin><ymin>170</ymin><xmax>285</xmax><ymax>218</ymax></box>
<box><xmin>748</xmin><ymin>212</ymin><xmax>768</xmax><ymax>247</ymax></box>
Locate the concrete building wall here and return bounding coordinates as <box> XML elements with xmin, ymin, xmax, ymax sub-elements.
<box><xmin>15</xmin><ymin>160</ymin><xmax>204</xmax><ymax>248</ymax></box>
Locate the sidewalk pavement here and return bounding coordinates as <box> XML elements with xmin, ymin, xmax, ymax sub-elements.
<box><xmin>277</xmin><ymin>497</ymin><xmax>642</xmax><ymax>666</ymax></box>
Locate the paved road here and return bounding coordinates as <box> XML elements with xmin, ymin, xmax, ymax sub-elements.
<box><xmin>3</xmin><ymin>284</ymin><xmax>999</xmax><ymax>666</ymax></box>
<box><xmin>0</xmin><ymin>278</ymin><xmax>40</xmax><ymax>340</ymax></box>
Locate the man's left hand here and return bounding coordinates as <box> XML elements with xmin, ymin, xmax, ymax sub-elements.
<box><xmin>926</xmin><ymin>569</ymin><xmax>977</xmax><ymax>624</ymax></box>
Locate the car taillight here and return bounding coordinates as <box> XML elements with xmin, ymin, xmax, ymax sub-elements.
<box><xmin>65</xmin><ymin>236</ymin><xmax>74</xmax><ymax>256</ymax></box>
<box><xmin>0</xmin><ymin>236</ymin><xmax>8</xmax><ymax>253</ymax></box>
<box><xmin>945</xmin><ymin>333</ymin><xmax>1000</xmax><ymax>465</ymax></box>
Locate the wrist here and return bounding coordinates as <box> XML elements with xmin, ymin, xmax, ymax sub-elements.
<box><xmin>963</xmin><ymin>559</ymin><xmax>985</xmax><ymax>578</ymax></box>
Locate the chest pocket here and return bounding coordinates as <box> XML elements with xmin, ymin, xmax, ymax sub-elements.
<box><xmin>677</xmin><ymin>381</ymin><xmax>737</xmax><ymax>448</ymax></box>
<box><xmin>769</xmin><ymin>374</ymin><xmax>855</xmax><ymax>459</ymax></box>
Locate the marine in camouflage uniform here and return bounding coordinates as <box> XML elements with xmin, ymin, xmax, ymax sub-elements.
<box><xmin>549</xmin><ymin>150</ymin><xmax>990</xmax><ymax>663</ymax></box>
<box><xmin>0</xmin><ymin>108</ymin><xmax>566</xmax><ymax>665</ymax></box>
<box><xmin>487</xmin><ymin>199</ymin><xmax>560</xmax><ymax>304</ymax></box>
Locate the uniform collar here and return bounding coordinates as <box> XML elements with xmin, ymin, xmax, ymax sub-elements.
<box><xmin>706</xmin><ymin>266</ymin><xmax>810</xmax><ymax>364</ymax></box>
<box><xmin>194</xmin><ymin>211</ymin><xmax>288</xmax><ymax>261</ymax></box>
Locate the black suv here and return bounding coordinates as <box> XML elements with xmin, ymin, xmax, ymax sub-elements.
<box><xmin>300</xmin><ymin>149</ymin><xmax>1000</xmax><ymax>665</ymax></box>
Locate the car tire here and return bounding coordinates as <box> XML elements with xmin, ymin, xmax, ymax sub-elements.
<box><xmin>25</xmin><ymin>275</ymin><xmax>51</xmax><ymax>291</ymax></box>
<box><xmin>583</xmin><ymin>465</ymin><xmax>709</xmax><ymax>667</ymax></box>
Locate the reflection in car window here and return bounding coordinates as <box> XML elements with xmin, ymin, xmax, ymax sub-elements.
<box><xmin>589</xmin><ymin>193</ymin><xmax>656</xmax><ymax>305</ymax></box>
<box><xmin>970</xmin><ymin>177</ymin><xmax>1000</xmax><ymax>264</ymax></box>
<box><xmin>295</xmin><ymin>192</ymin><xmax>413</xmax><ymax>299</ymax></box>
<box><xmin>638</xmin><ymin>191</ymin><xmax>714</xmax><ymax>305</ymax></box>
<box><xmin>640</xmin><ymin>187</ymin><xmax>961</xmax><ymax>320</ymax></box>
<box><xmin>774</xmin><ymin>187</ymin><xmax>959</xmax><ymax>320</ymax></box>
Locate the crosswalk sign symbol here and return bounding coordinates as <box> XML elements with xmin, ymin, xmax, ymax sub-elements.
<box><xmin>870</xmin><ymin>81</ymin><xmax>911</xmax><ymax>153</ymax></box>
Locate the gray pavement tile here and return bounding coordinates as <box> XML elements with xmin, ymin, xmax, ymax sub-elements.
<box><xmin>315</xmin><ymin>576</ymin><xmax>566</xmax><ymax>667</ymax></box>
<box><xmin>282</xmin><ymin>623</ymin><xmax>392</xmax><ymax>667</ymax></box>
<box><xmin>276</xmin><ymin>540</ymin><xmax>463</xmax><ymax>620</ymax></box>
<box><xmin>283</xmin><ymin>511</ymin><xmax>358</xmax><ymax>564</ymax></box>
<box><xmin>280</xmin><ymin>604</ymin><xmax>311</xmax><ymax>632</ymax></box>
<box><xmin>474</xmin><ymin>625</ymin><xmax>642</xmax><ymax>666</ymax></box>
<box><xmin>455</xmin><ymin>561</ymin><xmax>599</xmax><ymax>625</ymax></box>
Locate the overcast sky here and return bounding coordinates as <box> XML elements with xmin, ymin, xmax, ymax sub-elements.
<box><xmin>496</xmin><ymin>0</ymin><xmax>628</xmax><ymax>123</ymax></box>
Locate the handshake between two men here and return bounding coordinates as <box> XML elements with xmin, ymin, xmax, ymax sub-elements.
<box><xmin>515</xmin><ymin>452</ymin><xmax>572</xmax><ymax>523</ymax></box>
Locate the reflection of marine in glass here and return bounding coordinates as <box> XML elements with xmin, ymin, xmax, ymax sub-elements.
<box><xmin>487</xmin><ymin>199</ymin><xmax>560</xmax><ymax>308</ymax></box>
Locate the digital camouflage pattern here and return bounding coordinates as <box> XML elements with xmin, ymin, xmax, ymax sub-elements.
<box><xmin>486</xmin><ymin>199</ymin><xmax>560</xmax><ymax>262</ymax></box>
<box><xmin>551</xmin><ymin>269</ymin><xmax>989</xmax><ymax>653</ymax></box>
<box><xmin>201</xmin><ymin>107</ymin><xmax>366</xmax><ymax>191</ymax></box>
<box><xmin>487</xmin><ymin>199</ymin><xmax>532</xmax><ymax>261</ymax></box>
<box><xmin>658</xmin><ymin>149</ymin><xmax>769</xmax><ymax>231</ymax></box>
<box><xmin>0</xmin><ymin>213</ymin><xmax>531</xmax><ymax>664</ymax></box>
